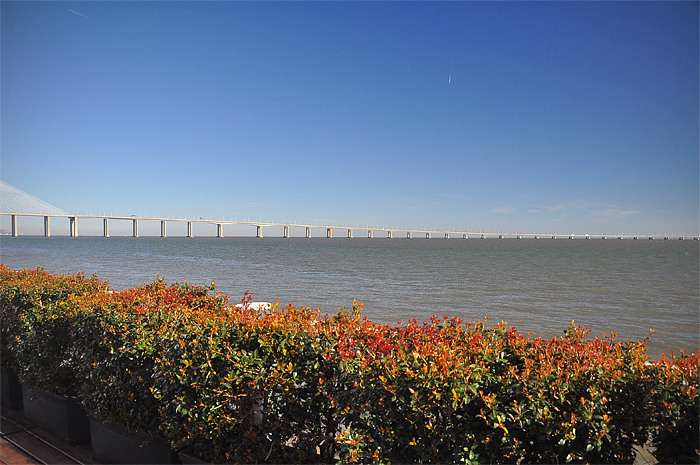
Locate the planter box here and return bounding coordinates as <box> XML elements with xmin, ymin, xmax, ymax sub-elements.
<box><xmin>21</xmin><ymin>384</ymin><xmax>90</xmax><ymax>445</ymax></box>
<box><xmin>88</xmin><ymin>416</ymin><xmax>179</xmax><ymax>464</ymax></box>
<box><xmin>1</xmin><ymin>368</ymin><xmax>24</xmax><ymax>410</ymax></box>
<box><xmin>178</xmin><ymin>446</ymin><xmax>209</xmax><ymax>464</ymax></box>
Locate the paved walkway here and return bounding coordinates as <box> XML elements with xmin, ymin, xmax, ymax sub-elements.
<box><xmin>0</xmin><ymin>405</ymin><xmax>97</xmax><ymax>465</ymax></box>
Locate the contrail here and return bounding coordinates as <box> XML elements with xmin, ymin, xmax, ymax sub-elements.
<box><xmin>68</xmin><ymin>9</ymin><xmax>91</xmax><ymax>19</ymax></box>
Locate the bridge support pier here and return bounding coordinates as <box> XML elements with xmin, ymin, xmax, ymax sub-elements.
<box><xmin>11</xmin><ymin>215</ymin><xmax>17</xmax><ymax>237</ymax></box>
<box><xmin>44</xmin><ymin>216</ymin><xmax>50</xmax><ymax>237</ymax></box>
<box><xmin>187</xmin><ymin>222</ymin><xmax>193</xmax><ymax>237</ymax></box>
<box><xmin>161</xmin><ymin>221</ymin><xmax>167</xmax><ymax>237</ymax></box>
<box><xmin>426</xmin><ymin>232</ymin><xmax>430</xmax><ymax>238</ymax></box>
<box><xmin>326</xmin><ymin>228</ymin><xmax>332</xmax><ymax>238</ymax></box>
<box><xmin>132</xmin><ymin>219</ymin><xmax>139</xmax><ymax>237</ymax></box>
<box><xmin>257</xmin><ymin>225</ymin><xmax>263</xmax><ymax>238</ymax></box>
<box><xmin>104</xmin><ymin>218</ymin><xmax>109</xmax><ymax>237</ymax></box>
<box><xmin>445</xmin><ymin>232</ymin><xmax>450</xmax><ymax>239</ymax></box>
<box><xmin>387</xmin><ymin>230</ymin><xmax>392</xmax><ymax>238</ymax></box>
<box><xmin>284</xmin><ymin>226</ymin><xmax>289</xmax><ymax>238</ymax></box>
<box><xmin>348</xmin><ymin>229</ymin><xmax>353</xmax><ymax>238</ymax></box>
<box><xmin>463</xmin><ymin>234</ymin><xmax>468</xmax><ymax>239</ymax></box>
<box><xmin>216</xmin><ymin>224</ymin><xmax>223</xmax><ymax>238</ymax></box>
<box><xmin>69</xmin><ymin>217</ymin><xmax>77</xmax><ymax>237</ymax></box>
<box><xmin>306</xmin><ymin>227</ymin><xmax>311</xmax><ymax>238</ymax></box>
<box><xmin>407</xmin><ymin>231</ymin><xmax>411</xmax><ymax>238</ymax></box>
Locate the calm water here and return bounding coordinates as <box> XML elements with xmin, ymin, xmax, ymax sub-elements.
<box><xmin>1</xmin><ymin>236</ymin><xmax>698</xmax><ymax>357</ymax></box>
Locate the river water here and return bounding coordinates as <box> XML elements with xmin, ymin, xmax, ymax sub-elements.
<box><xmin>1</xmin><ymin>235</ymin><xmax>698</xmax><ymax>357</ymax></box>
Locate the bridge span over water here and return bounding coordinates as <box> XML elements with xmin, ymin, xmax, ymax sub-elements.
<box><xmin>1</xmin><ymin>182</ymin><xmax>697</xmax><ymax>241</ymax></box>
<box><xmin>2</xmin><ymin>212</ymin><xmax>698</xmax><ymax>241</ymax></box>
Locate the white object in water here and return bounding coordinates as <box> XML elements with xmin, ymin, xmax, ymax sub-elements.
<box><xmin>235</xmin><ymin>302</ymin><xmax>272</xmax><ymax>311</ymax></box>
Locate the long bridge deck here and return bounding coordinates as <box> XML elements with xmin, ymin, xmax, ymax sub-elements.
<box><xmin>2</xmin><ymin>213</ymin><xmax>698</xmax><ymax>241</ymax></box>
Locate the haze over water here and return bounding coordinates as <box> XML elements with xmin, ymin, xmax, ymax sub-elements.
<box><xmin>1</xmin><ymin>236</ymin><xmax>697</xmax><ymax>358</ymax></box>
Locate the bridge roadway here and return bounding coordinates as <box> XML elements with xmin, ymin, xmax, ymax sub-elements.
<box><xmin>2</xmin><ymin>213</ymin><xmax>698</xmax><ymax>241</ymax></box>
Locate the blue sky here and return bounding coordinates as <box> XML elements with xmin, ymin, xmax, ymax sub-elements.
<box><xmin>2</xmin><ymin>1</ymin><xmax>698</xmax><ymax>236</ymax></box>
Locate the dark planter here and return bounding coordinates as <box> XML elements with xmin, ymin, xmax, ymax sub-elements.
<box><xmin>21</xmin><ymin>384</ymin><xmax>90</xmax><ymax>445</ymax></box>
<box><xmin>1</xmin><ymin>367</ymin><xmax>24</xmax><ymax>410</ymax></box>
<box><xmin>178</xmin><ymin>447</ymin><xmax>208</xmax><ymax>464</ymax></box>
<box><xmin>88</xmin><ymin>415</ymin><xmax>179</xmax><ymax>464</ymax></box>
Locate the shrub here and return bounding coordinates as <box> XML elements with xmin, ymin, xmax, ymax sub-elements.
<box><xmin>646</xmin><ymin>351</ymin><xmax>699</xmax><ymax>464</ymax></box>
<box><xmin>328</xmin><ymin>307</ymin><xmax>490</xmax><ymax>463</ymax></box>
<box><xmin>69</xmin><ymin>278</ymin><xmax>229</xmax><ymax>436</ymax></box>
<box><xmin>155</xmin><ymin>293</ymin><xmax>339</xmax><ymax>463</ymax></box>
<box><xmin>471</xmin><ymin>324</ymin><xmax>652</xmax><ymax>464</ymax></box>
<box><xmin>0</xmin><ymin>265</ymin><xmax>108</xmax><ymax>395</ymax></box>
<box><xmin>328</xmin><ymin>314</ymin><xmax>657</xmax><ymax>464</ymax></box>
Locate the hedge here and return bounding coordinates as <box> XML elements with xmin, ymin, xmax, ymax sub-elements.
<box><xmin>0</xmin><ymin>265</ymin><xmax>109</xmax><ymax>395</ymax></box>
<box><xmin>1</xmin><ymin>265</ymin><xmax>698</xmax><ymax>464</ymax></box>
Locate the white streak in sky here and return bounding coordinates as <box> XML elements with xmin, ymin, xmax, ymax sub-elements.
<box><xmin>449</xmin><ymin>72</ymin><xmax>451</xmax><ymax>83</ymax></box>
<box><xmin>68</xmin><ymin>9</ymin><xmax>91</xmax><ymax>19</ymax></box>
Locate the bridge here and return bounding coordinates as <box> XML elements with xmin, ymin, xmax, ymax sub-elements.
<box><xmin>3</xmin><ymin>212</ymin><xmax>700</xmax><ymax>241</ymax></box>
<box><xmin>1</xmin><ymin>181</ymin><xmax>698</xmax><ymax>240</ymax></box>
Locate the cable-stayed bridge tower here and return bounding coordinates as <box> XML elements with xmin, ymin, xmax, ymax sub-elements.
<box><xmin>0</xmin><ymin>181</ymin><xmax>69</xmax><ymax>236</ymax></box>
<box><xmin>0</xmin><ymin>181</ymin><xmax>67</xmax><ymax>215</ymax></box>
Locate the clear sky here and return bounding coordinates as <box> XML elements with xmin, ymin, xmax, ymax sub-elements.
<box><xmin>2</xmin><ymin>1</ymin><xmax>698</xmax><ymax>236</ymax></box>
